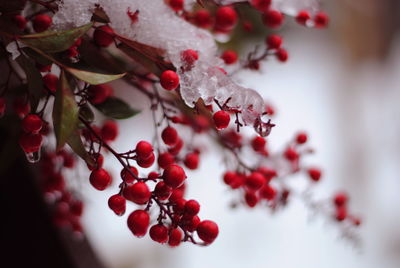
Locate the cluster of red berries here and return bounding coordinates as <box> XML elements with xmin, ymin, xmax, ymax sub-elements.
<box><xmin>19</xmin><ymin>113</ymin><xmax>45</xmax><ymax>154</ymax></box>
<box><xmin>332</xmin><ymin>192</ymin><xmax>361</xmax><ymax>225</ymax></box>
<box><xmin>12</xmin><ymin>13</ymin><xmax>52</xmax><ymax>33</ymax></box>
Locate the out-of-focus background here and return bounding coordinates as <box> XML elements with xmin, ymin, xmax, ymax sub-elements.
<box><xmin>77</xmin><ymin>0</ymin><xmax>400</xmax><ymax>267</ymax></box>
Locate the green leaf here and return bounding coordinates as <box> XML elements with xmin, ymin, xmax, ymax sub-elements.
<box><xmin>52</xmin><ymin>71</ymin><xmax>79</xmax><ymax>151</ymax></box>
<box><xmin>79</xmin><ymin>103</ymin><xmax>94</xmax><ymax>123</ymax></box>
<box><xmin>16</xmin><ymin>55</ymin><xmax>44</xmax><ymax>111</ymax></box>
<box><xmin>65</xmin><ymin>67</ymin><xmax>125</xmax><ymax>85</ymax></box>
<box><xmin>94</xmin><ymin>97</ymin><xmax>140</xmax><ymax>119</ymax></box>
<box><xmin>66</xmin><ymin>131</ymin><xmax>94</xmax><ymax>166</ymax></box>
<box><xmin>19</xmin><ymin>23</ymin><xmax>93</xmax><ymax>53</ymax></box>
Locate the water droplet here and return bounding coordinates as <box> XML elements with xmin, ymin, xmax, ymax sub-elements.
<box><xmin>25</xmin><ymin>150</ymin><xmax>41</xmax><ymax>163</ymax></box>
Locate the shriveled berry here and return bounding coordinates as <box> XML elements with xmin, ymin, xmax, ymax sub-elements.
<box><xmin>245</xmin><ymin>172</ymin><xmax>265</xmax><ymax>190</ymax></box>
<box><xmin>93</xmin><ymin>25</ymin><xmax>114</xmax><ymax>47</ymax></box>
<box><xmin>43</xmin><ymin>74</ymin><xmax>58</xmax><ymax>93</ymax></box>
<box><xmin>124</xmin><ymin>182</ymin><xmax>151</xmax><ymax>204</ymax></box>
<box><xmin>161</xmin><ymin>126</ymin><xmax>178</xmax><ymax>146</ymax></box>
<box><xmin>160</xmin><ymin>70</ymin><xmax>179</xmax><ymax>91</ymax></box>
<box><xmin>87</xmin><ymin>84</ymin><xmax>113</xmax><ymax>104</ymax></box>
<box><xmin>135</xmin><ymin>141</ymin><xmax>153</xmax><ymax>160</ymax></box>
<box><xmin>33</xmin><ymin>14</ymin><xmax>52</xmax><ymax>32</ymax></box>
<box><xmin>163</xmin><ymin>164</ymin><xmax>186</xmax><ymax>188</ymax></box>
<box><xmin>101</xmin><ymin>120</ymin><xmax>118</xmax><ymax>141</ymax></box>
<box><xmin>150</xmin><ymin>224</ymin><xmax>169</xmax><ymax>243</ymax></box>
<box><xmin>127</xmin><ymin>210</ymin><xmax>150</xmax><ymax>237</ymax></box>
<box><xmin>196</xmin><ymin>220</ymin><xmax>219</xmax><ymax>244</ymax></box>
<box><xmin>307</xmin><ymin>168</ymin><xmax>322</xmax><ymax>182</ymax></box>
<box><xmin>168</xmin><ymin>228</ymin><xmax>182</xmax><ymax>247</ymax></box>
<box><xmin>89</xmin><ymin>168</ymin><xmax>111</xmax><ymax>191</ymax></box>
<box><xmin>266</xmin><ymin>34</ymin><xmax>282</xmax><ymax>49</ymax></box>
<box><xmin>120</xmin><ymin>166</ymin><xmax>138</xmax><ymax>183</ymax></box>
<box><xmin>262</xmin><ymin>10</ymin><xmax>284</xmax><ymax>28</ymax></box>
<box><xmin>22</xmin><ymin>114</ymin><xmax>43</xmax><ymax>133</ymax></box>
<box><xmin>184</xmin><ymin>199</ymin><xmax>200</xmax><ymax>216</ymax></box>
<box><xmin>184</xmin><ymin>153</ymin><xmax>199</xmax><ymax>170</ymax></box>
<box><xmin>221</xmin><ymin>50</ymin><xmax>238</xmax><ymax>64</ymax></box>
<box><xmin>19</xmin><ymin>132</ymin><xmax>42</xmax><ymax>153</ymax></box>
<box><xmin>213</xmin><ymin>110</ymin><xmax>230</xmax><ymax>130</ymax></box>
<box><xmin>215</xmin><ymin>6</ymin><xmax>237</xmax><ymax>31</ymax></box>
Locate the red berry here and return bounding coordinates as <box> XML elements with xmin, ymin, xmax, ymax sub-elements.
<box><xmin>266</xmin><ymin>34</ymin><xmax>282</xmax><ymax>49</ymax></box>
<box><xmin>168</xmin><ymin>138</ymin><xmax>184</xmax><ymax>155</ymax></box>
<box><xmin>260</xmin><ymin>185</ymin><xmax>276</xmax><ymax>200</ymax></box>
<box><xmin>335</xmin><ymin>206</ymin><xmax>347</xmax><ymax>222</ymax></box>
<box><xmin>245</xmin><ymin>172</ymin><xmax>265</xmax><ymax>190</ymax></box>
<box><xmin>150</xmin><ymin>224</ymin><xmax>169</xmax><ymax>243</ymax></box>
<box><xmin>181</xmin><ymin>49</ymin><xmax>199</xmax><ymax>66</ymax></box>
<box><xmin>196</xmin><ymin>220</ymin><xmax>219</xmax><ymax>244</ymax></box>
<box><xmin>194</xmin><ymin>9</ymin><xmax>212</xmax><ymax>28</ymax></box>
<box><xmin>19</xmin><ymin>132</ymin><xmax>43</xmax><ymax>153</ymax></box>
<box><xmin>87</xmin><ymin>153</ymin><xmax>104</xmax><ymax>171</ymax></box>
<box><xmin>184</xmin><ymin>152</ymin><xmax>199</xmax><ymax>170</ymax></box>
<box><xmin>168</xmin><ymin>228</ymin><xmax>182</xmax><ymax>247</ymax></box>
<box><xmin>215</xmin><ymin>6</ymin><xmax>238</xmax><ymax>31</ymax></box>
<box><xmin>314</xmin><ymin>12</ymin><xmax>329</xmax><ymax>28</ymax></box>
<box><xmin>307</xmin><ymin>168</ymin><xmax>322</xmax><ymax>182</ymax></box>
<box><xmin>43</xmin><ymin>74</ymin><xmax>58</xmax><ymax>93</ymax></box>
<box><xmin>148</xmin><ymin>171</ymin><xmax>160</xmax><ymax>180</ymax></box>
<box><xmin>70</xmin><ymin>200</ymin><xmax>84</xmax><ymax>216</ymax></box>
<box><xmin>93</xmin><ymin>25</ymin><xmax>114</xmax><ymax>47</ymax></box>
<box><xmin>135</xmin><ymin>141</ymin><xmax>153</xmax><ymax>160</ymax></box>
<box><xmin>36</xmin><ymin>63</ymin><xmax>52</xmax><ymax>73</ymax></box>
<box><xmin>257</xmin><ymin>166</ymin><xmax>277</xmax><ymax>182</ymax></box>
<box><xmin>32</xmin><ymin>14</ymin><xmax>52</xmax><ymax>33</ymax></box>
<box><xmin>154</xmin><ymin>181</ymin><xmax>172</xmax><ymax>200</ymax></box>
<box><xmin>262</xmin><ymin>10</ymin><xmax>284</xmax><ymax>28</ymax></box>
<box><xmin>160</xmin><ymin>70</ymin><xmax>180</xmax><ymax>91</ymax></box>
<box><xmin>251</xmin><ymin>136</ymin><xmax>266</xmax><ymax>152</ymax></box>
<box><xmin>127</xmin><ymin>210</ymin><xmax>150</xmax><ymax>237</ymax></box>
<box><xmin>245</xmin><ymin>191</ymin><xmax>258</xmax><ymax>207</ymax></box>
<box><xmin>13</xmin><ymin>15</ymin><xmax>27</xmax><ymax>30</ymax></box>
<box><xmin>296</xmin><ymin>10</ymin><xmax>310</xmax><ymax>25</ymax></box>
<box><xmin>213</xmin><ymin>110</ymin><xmax>230</xmax><ymax>130</ymax></box>
<box><xmin>296</xmin><ymin>132</ymin><xmax>308</xmax><ymax>144</ymax></box>
<box><xmin>250</xmin><ymin>0</ymin><xmax>271</xmax><ymax>12</ymax></box>
<box><xmin>88</xmin><ymin>84</ymin><xmax>113</xmax><ymax>104</ymax></box>
<box><xmin>124</xmin><ymin>182</ymin><xmax>151</xmax><ymax>204</ymax></box>
<box><xmin>108</xmin><ymin>194</ymin><xmax>126</xmax><ymax>215</ymax></box>
<box><xmin>221</xmin><ymin>50</ymin><xmax>238</xmax><ymax>65</ymax></box>
<box><xmin>169</xmin><ymin>189</ymin><xmax>184</xmax><ymax>203</ymax></box>
<box><xmin>169</xmin><ymin>0</ymin><xmax>184</xmax><ymax>12</ymax></box>
<box><xmin>101</xmin><ymin>120</ymin><xmax>118</xmax><ymax>141</ymax></box>
<box><xmin>22</xmin><ymin>114</ymin><xmax>43</xmax><ymax>133</ymax></box>
<box><xmin>137</xmin><ymin>152</ymin><xmax>155</xmax><ymax>168</ymax></box>
<box><xmin>284</xmin><ymin>147</ymin><xmax>298</xmax><ymax>161</ymax></box>
<box><xmin>276</xmin><ymin>48</ymin><xmax>288</xmax><ymax>62</ymax></box>
<box><xmin>158</xmin><ymin>152</ymin><xmax>175</xmax><ymax>169</ymax></box>
<box><xmin>334</xmin><ymin>192</ymin><xmax>348</xmax><ymax>207</ymax></box>
<box><xmin>163</xmin><ymin>164</ymin><xmax>186</xmax><ymax>188</ymax></box>
<box><xmin>181</xmin><ymin>215</ymin><xmax>200</xmax><ymax>232</ymax></box>
<box><xmin>74</xmin><ymin>37</ymin><xmax>82</xmax><ymax>47</ymax></box>
<box><xmin>223</xmin><ymin>171</ymin><xmax>237</xmax><ymax>185</ymax></box>
<box><xmin>184</xmin><ymin>199</ymin><xmax>200</xmax><ymax>216</ymax></box>
<box><xmin>120</xmin><ymin>166</ymin><xmax>138</xmax><ymax>183</ymax></box>
<box><xmin>161</xmin><ymin>126</ymin><xmax>179</xmax><ymax>146</ymax></box>
<box><xmin>172</xmin><ymin>198</ymin><xmax>186</xmax><ymax>214</ymax></box>
<box><xmin>89</xmin><ymin>168</ymin><xmax>112</xmax><ymax>191</ymax></box>
<box><xmin>67</xmin><ymin>46</ymin><xmax>79</xmax><ymax>58</ymax></box>
<box><xmin>13</xmin><ymin>98</ymin><xmax>30</xmax><ymax>118</ymax></box>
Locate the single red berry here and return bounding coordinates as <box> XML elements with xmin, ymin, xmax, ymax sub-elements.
<box><xmin>266</xmin><ymin>34</ymin><xmax>282</xmax><ymax>49</ymax></box>
<box><xmin>172</xmin><ymin>198</ymin><xmax>187</xmax><ymax>214</ymax></box>
<box><xmin>37</xmin><ymin>63</ymin><xmax>52</xmax><ymax>73</ymax></box>
<box><xmin>250</xmin><ymin>0</ymin><xmax>271</xmax><ymax>12</ymax></box>
<box><xmin>137</xmin><ymin>152</ymin><xmax>155</xmax><ymax>168</ymax></box>
<box><xmin>135</xmin><ymin>141</ymin><xmax>153</xmax><ymax>160</ymax></box>
<box><xmin>22</xmin><ymin>114</ymin><xmax>43</xmax><ymax>133</ymax></box>
<box><xmin>245</xmin><ymin>191</ymin><xmax>258</xmax><ymax>207</ymax></box>
<box><xmin>161</xmin><ymin>126</ymin><xmax>179</xmax><ymax>146</ymax></box>
<box><xmin>334</xmin><ymin>192</ymin><xmax>348</xmax><ymax>207</ymax></box>
<box><xmin>13</xmin><ymin>98</ymin><xmax>30</xmax><ymax>118</ymax></box>
<box><xmin>89</xmin><ymin>168</ymin><xmax>112</xmax><ymax>191</ymax></box>
<box><xmin>314</xmin><ymin>12</ymin><xmax>329</xmax><ymax>28</ymax></box>
<box><xmin>168</xmin><ymin>138</ymin><xmax>184</xmax><ymax>155</ymax></box>
<box><xmin>32</xmin><ymin>14</ymin><xmax>52</xmax><ymax>33</ymax></box>
<box><xmin>194</xmin><ymin>9</ymin><xmax>212</xmax><ymax>28</ymax></box>
<box><xmin>169</xmin><ymin>0</ymin><xmax>184</xmax><ymax>12</ymax></box>
<box><xmin>43</xmin><ymin>73</ymin><xmax>58</xmax><ymax>93</ymax></box>
<box><xmin>148</xmin><ymin>171</ymin><xmax>160</xmax><ymax>180</ymax></box>
<box><xmin>168</xmin><ymin>228</ymin><xmax>182</xmax><ymax>247</ymax></box>
<box><xmin>87</xmin><ymin>84</ymin><xmax>113</xmax><ymax>104</ymax></box>
<box><xmin>262</xmin><ymin>10</ymin><xmax>284</xmax><ymax>28</ymax></box>
<box><xmin>196</xmin><ymin>220</ymin><xmax>219</xmax><ymax>244</ymax></box>
<box><xmin>13</xmin><ymin>15</ymin><xmax>27</xmax><ymax>30</ymax></box>
<box><xmin>154</xmin><ymin>181</ymin><xmax>172</xmax><ymax>200</ymax></box>
<box><xmin>276</xmin><ymin>48</ymin><xmax>288</xmax><ymax>62</ymax></box>
<box><xmin>181</xmin><ymin>215</ymin><xmax>200</xmax><ymax>232</ymax></box>
<box><xmin>257</xmin><ymin>166</ymin><xmax>277</xmax><ymax>182</ymax></box>
<box><xmin>67</xmin><ymin>46</ymin><xmax>79</xmax><ymax>58</ymax></box>
<box><xmin>296</xmin><ymin>10</ymin><xmax>310</xmax><ymax>25</ymax></box>
<box><xmin>93</xmin><ymin>25</ymin><xmax>115</xmax><ymax>47</ymax></box>
<box><xmin>120</xmin><ymin>166</ymin><xmax>138</xmax><ymax>183</ymax></box>
<box><xmin>213</xmin><ymin>110</ymin><xmax>230</xmax><ymax>130</ymax></box>
<box><xmin>160</xmin><ymin>70</ymin><xmax>180</xmax><ymax>91</ymax></box>
<box><xmin>284</xmin><ymin>147</ymin><xmax>298</xmax><ymax>161</ymax></box>
<box><xmin>296</xmin><ymin>132</ymin><xmax>308</xmax><ymax>144</ymax></box>
<box><xmin>215</xmin><ymin>6</ymin><xmax>238</xmax><ymax>31</ymax></box>
<box><xmin>124</xmin><ymin>182</ymin><xmax>151</xmax><ymax>204</ymax></box>
<box><xmin>70</xmin><ymin>200</ymin><xmax>84</xmax><ymax>217</ymax></box>
<box><xmin>150</xmin><ymin>224</ymin><xmax>169</xmax><ymax>243</ymax></box>
<box><xmin>101</xmin><ymin>120</ymin><xmax>118</xmax><ymax>141</ymax></box>
<box><xmin>163</xmin><ymin>164</ymin><xmax>186</xmax><ymax>189</ymax></box>
<box><xmin>184</xmin><ymin>152</ymin><xmax>199</xmax><ymax>170</ymax></box>
<box><xmin>19</xmin><ymin>132</ymin><xmax>43</xmax><ymax>153</ymax></box>
<box><xmin>260</xmin><ymin>184</ymin><xmax>276</xmax><ymax>200</ymax></box>
<box><xmin>307</xmin><ymin>168</ymin><xmax>322</xmax><ymax>182</ymax></box>
<box><xmin>223</xmin><ymin>171</ymin><xmax>237</xmax><ymax>185</ymax></box>
<box><xmin>127</xmin><ymin>210</ymin><xmax>150</xmax><ymax>237</ymax></box>
<box><xmin>245</xmin><ymin>172</ymin><xmax>265</xmax><ymax>190</ymax></box>
<box><xmin>335</xmin><ymin>206</ymin><xmax>347</xmax><ymax>222</ymax></box>
<box><xmin>266</xmin><ymin>104</ymin><xmax>275</xmax><ymax>116</ymax></box>
<box><xmin>169</xmin><ymin>189</ymin><xmax>184</xmax><ymax>203</ymax></box>
<box><xmin>0</xmin><ymin>98</ymin><xmax>6</xmax><ymax>117</ymax></box>
<box><xmin>181</xmin><ymin>49</ymin><xmax>199</xmax><ymax>66</ymax></box>
<box><xmin>184</xmin><ymin>199</ymin><xmax>200</xmax><ymax>216</ymax></box>
<box><xmin>221</xmin><ymin>50</ymin><xmax>238</xmax><ymax>65</ymax></box>
<box><xmin>251</xmin><ymin>136</ymin><xmax>266</xmax><ymax>152</ymax></box>
<box><xmin>158</xmin><ymin>152</ymin><xmax>175</xmax><ymax>169</ymax></box>
<box><xmin>108</xmin><ymin>194</ymin><xmax>126</xmax><ymax>216</ymax></box>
